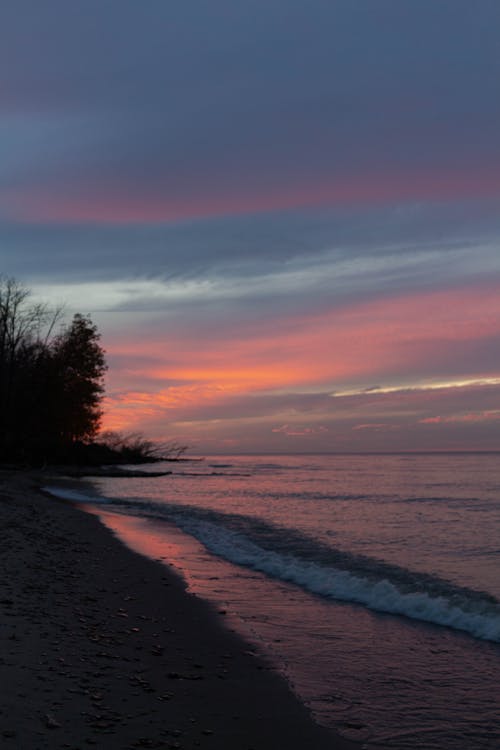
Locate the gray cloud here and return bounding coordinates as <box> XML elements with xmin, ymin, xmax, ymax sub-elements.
<box><xmin>3</xmin><ymin>199</ymin><xmax>500</xmax><ymax>282</ymax></box>
<box><xmin>1</xmin><ymin>0</ymin><xmax>499</xmax><ymax>205</ymax></box>
<box><xmin>2</xmin><ymin>1</ymin><xmax>500</xmax><ymax>451</ymax></box>
<box><xmin>3</xmin><ymin>198</ymin><xmax>499</xmax><ymax>345</ymax></box>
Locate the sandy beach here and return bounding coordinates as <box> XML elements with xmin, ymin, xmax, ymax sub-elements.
<box><xmin>0</xmin><ymin>469</ymin><xmax>358</xmax><ymax>750</ymax></box>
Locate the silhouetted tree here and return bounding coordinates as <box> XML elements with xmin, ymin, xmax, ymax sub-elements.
<box><xmin>49</xmin><ymin>314</ymin><xmax>107</xmax><ymax>447</ymax></box>
<box><xmin>1</xmin><ymin>279</ymin><xmax>37</xmax><ymax>427</ymax></box>
<box><xmin>0</xmin><ymin>277</ymin><xmax>106</xmax><ymax>462</ymax></box>
<box><xmin>1</xmin><ymin>278</ymin><xmax>185</xmax><ymax>466</ymax></box>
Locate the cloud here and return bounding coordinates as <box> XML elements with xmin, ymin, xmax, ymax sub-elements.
<box><xmin>101</xmin><ymin>377</ymin><xmax>500</xmax><ymax>452</ymax></box>
<box><xmin>98</xmin><ymin>281</ymin><xmax>500</xmax><ymax>399</ymax></box>
<box><xmin>334</xmin><ymin>377</ymin><xmax>500</xmax><ymax>399</ymax></box>
<box><xmin>1</xmin><ymin>2</ymin><xmax>499</xmax><ymax>227</ymax></box>
<box><xmin>2</xmin><ymin>1</ymin><xmax>500</xmax><ymax>452</ymax></box>
<box><xmin>10</xmin><ymin>218</ymin><xmax>498</xmax><ymax>336</ymax></box>
<box><xmin>2</xmin><ymin>198</ymin><xmax>498</xmax><ymax>292</ymax></box>
<box><xmin>419</xmin><ymin>410</ymin><xmax>500</xmax><ymax>425</ymax></box>
<box><xmin>271</xmin><ymin>424</ymin><xmax>329</xmax><ymax>437</ymax></box>
<box><xmin>352</xmin><ymin>423</ymin><xmax>399</xmax><ymax>431</ymax></box>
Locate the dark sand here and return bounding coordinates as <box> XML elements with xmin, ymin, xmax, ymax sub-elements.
<box><xmin>0</xmin><ymin>470</ymin><xmax>358</xmax><ymax>749</ymax></box>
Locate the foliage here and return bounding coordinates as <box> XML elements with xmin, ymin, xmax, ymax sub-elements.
<box><xmin>50</xmin><ymin>314</ymin><xmax>107</xmax><ymax>444</ymax></box>
<box><xmin>0</xmin><ymin>277</ymin><xmax>107</xmax><ymax>463</ymax></box>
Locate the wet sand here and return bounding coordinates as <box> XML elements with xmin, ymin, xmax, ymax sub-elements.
<box><xmin>0</xmin><ymin>470</ymin><xmax>358</xmax><ymax>749</ymax></box>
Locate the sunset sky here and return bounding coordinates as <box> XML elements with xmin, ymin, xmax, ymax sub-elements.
<box><xmin>2</xmin><ymin>0</ymin><xmax>500</xmax><ymax>453</ymax></box>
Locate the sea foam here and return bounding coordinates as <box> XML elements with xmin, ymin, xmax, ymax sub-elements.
<box><xmin>170</xmin><ymin>515</ymin><xmax>500</xmax><ymax>643</ymax></box>
<box><xmin>43</xmin><ymin>485</ymin><xmax>500</xmax><ymax>643</ymax></box>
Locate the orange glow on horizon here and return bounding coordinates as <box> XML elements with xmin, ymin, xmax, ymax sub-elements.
<box><xmin>107</xmin><ymin>280</ymin><xmax>500</xmax><ymax>379</ymax></box>
<box><xmin>100</xmin><ymin>280</ymin><xmax>500</xmax><ymax>442</ymax></box>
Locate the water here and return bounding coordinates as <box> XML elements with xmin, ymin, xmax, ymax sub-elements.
<box><xmin>46</xmin><ymin>453</ymin><xmax>500</xmax><ymax>749</ymax></box>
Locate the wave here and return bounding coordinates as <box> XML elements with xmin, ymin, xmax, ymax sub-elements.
<box><xmin>169</xmin><ymin>515</ymin><xmax>500</xmax><ymax>643</ymax></box>
<box><xmin>44</xmin><ymin>487</ymin><xmax>500</xmax><ymax>642</ymax></box>
<box><xmin>120</xmin><ymin>502</ymin><xmax>500</xmax><ymax>643</ymax></box>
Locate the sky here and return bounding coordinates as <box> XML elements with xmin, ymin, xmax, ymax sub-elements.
<box><xmin>1</xmin><ymin>0</ymin><xmax>500</xmax><ymax>453</ymax></box>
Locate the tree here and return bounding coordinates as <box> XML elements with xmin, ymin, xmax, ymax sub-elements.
<box><xmin>0</xmin><ymin>276</ymin><xmax>106</xmax><ymax>462</ymax></box>
<box><xmin>0</xmin><ymin>277</ymin><xmax>62</xmax><ymax>459</ymax></box>
<box><xmin>49</xmin><ymin>314</ymin><xmax>107</xmax><ymax>447</ymax></box>
<box><xmin>1</xmin><ymin>278</ymin><xmax>186</xmax><ymax>465</ymax></box>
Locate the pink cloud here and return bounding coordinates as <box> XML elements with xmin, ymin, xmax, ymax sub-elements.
<box><xmin>352</xmin><ymin>423</ymin><xmax>399</xmax><ymax>431</ymax></box>
<box><xmin>106</xmin><ymin>280</ymin><xmax>500</xmax><ymax>399</ymax></box>
<box><xmin>419</xmin><ymin>410</ymin><xmax>500</xmax><ymax>425</ymax></box>
<box><xmin>100</xmin><ymin>280</ymin><xmax>500</xmax><ymax>448</ymax></box>
<box><xmin>271</xmin><ymin>424</ymin><xmax>329</xmax><ymax>436</ymax></box>
<box><xmin>3</xmin><ymin>163</ymin><xmax>499</xmax><ymax>224</ymax></box>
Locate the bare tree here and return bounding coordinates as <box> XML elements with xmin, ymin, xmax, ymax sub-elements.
<box><xmin>0</xmin><ymin>277</ymin><xmax>62</xmax><ymax>361</ymax></box>
<box><xmin>1</xmin><ymin>278</ymin><xmax>61</xmax><ymax>444</ymax></box>
<box><xmin>0</xmin><ymin>278</ymin><xmax>106</xmax><ymax>462</ymax></box>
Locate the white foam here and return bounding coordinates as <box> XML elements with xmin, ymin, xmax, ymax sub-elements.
<box><xmin>172</xmin><ymin>516</ymin><xmax>500</xmax><ymax>643</ymax></box>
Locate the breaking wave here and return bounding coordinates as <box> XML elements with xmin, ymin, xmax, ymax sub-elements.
<box><xmin>44</xmin><ymin>486</ymin><xmax>500</xmax><ymax>643</ymax></box>
<box><xmin>170</xmin><ymin>515</ymin><xmax>500</xmax><ymax>644</ymax></box>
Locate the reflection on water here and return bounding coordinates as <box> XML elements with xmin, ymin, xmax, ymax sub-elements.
<box><xmin>51</xmin><ymin>453</ymin><xmax>500</xmax><ymax>749</ymax></box>
<box><xmin>92</xmin><ymin>503</ymin><xmax>500</xmax><ymax>750</ymax></box>
<box><xmin>95</xmin><ymin>453</ymin><xmax>500</xmax><ymax>599</ymax></box>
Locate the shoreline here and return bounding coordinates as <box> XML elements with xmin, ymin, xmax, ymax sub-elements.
<box><xmin>0</xmin><ymin>469</ymin><xmax>358</xmax><ymax>749</ymax></box>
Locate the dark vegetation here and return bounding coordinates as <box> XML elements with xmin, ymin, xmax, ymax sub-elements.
<box><xmin>95</xmin><ymin>431</ymin><xmax>188</xmax><ymax>464</ymax></box>
<box><xmin>0</xmin><ymin>277</ymin><xmax>186</xmax><ymax>466</ymax></box>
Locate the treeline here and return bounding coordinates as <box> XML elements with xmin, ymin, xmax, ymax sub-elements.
<box><xmin>0</xmin><ymin>277</ymin><xmax>106</xmax><ymax>463</ymax></box>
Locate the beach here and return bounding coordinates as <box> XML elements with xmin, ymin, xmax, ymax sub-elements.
<box><xmin>0</xmin><ymin>469</ymin><xmax>357</xmax><ymax>750</ymax></box>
